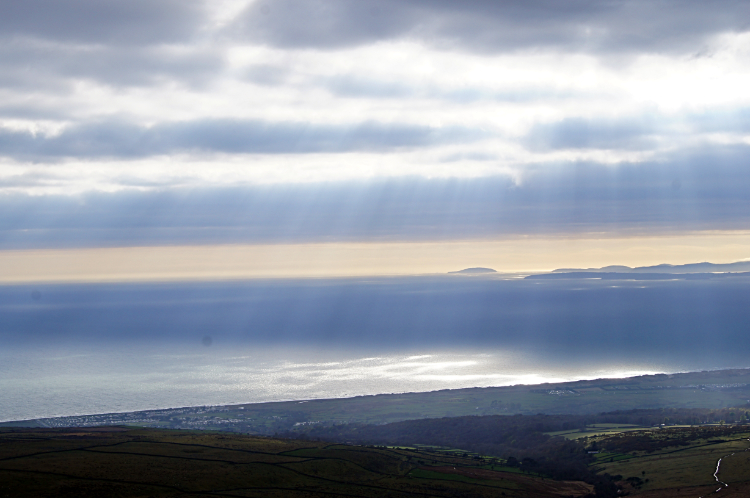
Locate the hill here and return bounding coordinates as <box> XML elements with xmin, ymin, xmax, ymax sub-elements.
<box><xmin>448</xmin><ymin>267</ymin><xmax>497</xmax><ymax>274</ymax></box>
<box><xmin>0</xmin><ymin>427</ymin><xmax>593</xmax><ymax>497</ymax></box>
<box><xmin>6</xmin><ymin>368</ymin><xmax>750</xmax><ymax>435</ymax></box>
<box><xmin>551</xmin><ymin>261</ymin><xmax>750</xmax><ymax>274</ymax></box>
<box><xmin>526</xmin><ymin>271</ymin><xmax>750</xmax><ymax>281</ymax></box>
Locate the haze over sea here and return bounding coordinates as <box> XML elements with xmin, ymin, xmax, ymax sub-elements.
<box><xmin>3</xmin><ymin>274</ymin><xmax>749</xmax><ymax>423</ymax></box>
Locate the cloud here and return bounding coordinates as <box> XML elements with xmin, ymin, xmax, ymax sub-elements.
<box><xmin>690</xmin><ymin>108</ymin><xmax>750</xmax><ymax>134</ymax></box>
<box><xmin>0</xmin><ymin>170</ymin><xmax>63</xmax><ymax>189</ymax></box>
<box><xmin>322</xmin><ymin>76</ymin><xmax>415</xmax><ymax>99</ymax></box>
<box><xmin>0</xmin><ymin>41</ymin><xmax>224</xmax><ymax>90</ymax></box>
<box><xmin>231</xmin><ymin>1</ymin><xmax>417</xmax><ymax>50</ymax></box>
<box><xmin>0</xmin><ymin>119</ymin><xmax>486</xmax><ymax>160</ymax></box>
<box><xmin>525</xmin><ymin>117</ymin><xmax>659</xmax><ymax>151</ymax></box>
<box><xmin>319</xmin><ymin>75</ymin><xmax>579</xmax><ymax>103</ymax></box>
<box><xmin>0</xmin><ymin>1</ymin><xmax>217</xmax><ymax>92</ymax></box>
<box><xmin>2</xmin><ymin>1</ymin><xmax>750</xmax><ymax>248</ymax></box>
<box><xmin>243</xmin><ymin>64</ymin><xmax>291</xmax><ymax>86</ymax></box>
<box><xmin>231</xmin><ymin>0</ymin><xmax>750</xmax><ymax>55</ymax></box>
<box><xmin>0</xmin><ymin>0</ymin><xmax>207</xmax><ymax>45</ymax></box>
<box><xmin>3</xmin><ymin>146</ymin><xmax>750</xmax><ymax>249</ymax></box>
<box><xmin>524</xmin><ymin>109</ymin><xmax>750</xmax><ymax>151</ymax></box>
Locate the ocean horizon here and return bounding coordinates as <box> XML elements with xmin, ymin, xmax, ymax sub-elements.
<box><xmin>3</xmin><ymin>275</ymin><xmax>750</xmax><ymax>422</ymax></box>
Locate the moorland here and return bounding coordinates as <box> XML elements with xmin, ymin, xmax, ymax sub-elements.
<box><xmin>6</xmin><ymin>368</ymin><xmax>750</xmax><ymax>496</ymax></box>
<box><xmin>3</xmin><ymin>423</ymin><xmax>750</xmax><ymax>496</ymax></box>
<box><xmin>0</xmin><ymin>427</ymin><xmax>593</xmax><ymax>497</ymax></box>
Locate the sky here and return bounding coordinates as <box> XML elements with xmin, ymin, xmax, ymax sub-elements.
<box><xmin>4</xmin><ymin>0</ymin><xmax>750</xmax><ymax>280</ymax></box>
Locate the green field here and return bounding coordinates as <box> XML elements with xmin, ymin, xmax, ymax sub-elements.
<box><xmin>590</xmin><ymin>426</ymin><xmax>750</xmax><ymax>496</ymax></box>
<box><xmin>547</xmin><ymin>424</ymin><xmax>648</xmax><ymax>440</ymax></box>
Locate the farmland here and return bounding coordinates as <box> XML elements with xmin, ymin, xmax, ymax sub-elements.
<box><xmin>590</xmin><ymin>425</ymin><xmax>750</xmax><ymax>496</ymax></box>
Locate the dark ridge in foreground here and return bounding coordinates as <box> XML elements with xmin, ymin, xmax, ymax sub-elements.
<box><xmin>449</xmin><ymin>267</ymin><xmax>497</xmax><ymax>274</ymax></box>
<box><xmin>0</xmin><ymin>427</ymin><xmax>594</xmax><ymax>498</ymax></box>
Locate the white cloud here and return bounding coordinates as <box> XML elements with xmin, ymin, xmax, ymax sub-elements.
<box><xmin>3</xmin><ymin>1</ymin><xmax>750</xmax><ymax>247</ymax></box>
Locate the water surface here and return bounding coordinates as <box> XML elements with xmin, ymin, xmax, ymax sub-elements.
<box><xmin>2</xmin><ymin>275</ymin><xmax>749</xmax><ymax>421</ymax></box>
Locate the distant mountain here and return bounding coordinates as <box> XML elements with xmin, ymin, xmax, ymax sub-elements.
<box><xmin>449</xmin><ymin>267</ymin><xmax>497</xmax><ymax>274</ymax></box>
<box><xmin>551</xmin><ymin>261</ymin><xmax>750</xmax><ymax>274</ymax></box>
<box><xmin>527</xmin><ymin>271</ymin><xmax>750</xmax><ymax>281</ymax></box>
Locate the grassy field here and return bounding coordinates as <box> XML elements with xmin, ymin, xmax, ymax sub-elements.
<box><xmin>547</xmin><ymin>424</ymin><xmax>647</xmax><ymax>440</ymax></box>
<box><xmin>0</xmin><ymin>427</ymin><xmax>593</xmax><ymax>498</ymax></box>
<box><xmin>590</xmin><ymin>426</ymin><xmax>750</xmax><ymax>496</ymax></box>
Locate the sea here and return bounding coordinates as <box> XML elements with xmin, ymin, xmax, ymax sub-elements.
<box><xmin>2</xmin><ymin>275</ymin><xmax>749</xmax><ymax>422</ymax></box>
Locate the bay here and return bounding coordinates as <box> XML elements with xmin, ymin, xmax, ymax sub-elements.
<box><xmin>2</xmin><ymin>275</ymin><xmax>749</xmax><ymax>422</ymax></box>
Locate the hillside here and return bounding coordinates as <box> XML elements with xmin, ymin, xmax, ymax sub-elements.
<box><xmin>6</xmin><ymin>368</ymin><xmax>750</xmax><ymax>434</ymax></box>
<box><xmin>0</xmin><ymin>427</ymin><xmax>592</xmax><ymax>498</ymax></box>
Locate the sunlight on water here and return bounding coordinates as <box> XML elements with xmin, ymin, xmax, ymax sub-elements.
<box><xmin>3</xmin><ymin>277</ymin><xmax>749</xmax><ymax>423</ymax></box>
<box><xmin>0</xmin><ymin>345</ymin><xmax>673</xmax><ymax>422</ymax></box>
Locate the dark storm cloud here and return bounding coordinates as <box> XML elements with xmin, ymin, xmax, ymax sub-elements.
<box><xmin>3</xmin><ymin>144</ymin><xmax>750</xmax><ymax>248</ymax></box>
<box><xmin>0</xmin><ymin>119</ymin><xmax>484</xmax><ymax>160</ymax></box>
<box><xmin>232</xmin><ymin>0</ymin><xmax>750</xmax><ymax>54</ymax></box>
<box><xmin>0</xmin><ymin>0</ymin><xmax>207</xmax><ymax>45</ymax></box>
